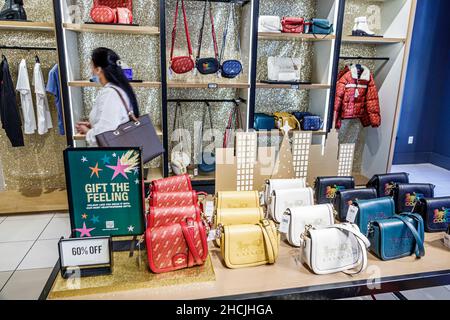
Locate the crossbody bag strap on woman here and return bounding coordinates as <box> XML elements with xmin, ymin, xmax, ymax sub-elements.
<box><xmin>170</xmin><ymin>0</ymin><xmax>193</xmax><ymax>61</ymax></box>
<box><xmin>219</xmin><ymin>2</ymin><xmax>241</xmax><ymax>65</ymax></box>
<box><xmin>110</xmin><ymin>86</ymin><xmax>138</xmax><ymax>122</ymax></box>
<box><xmin>324</xmin><ymin>224</ymin><xmax>370</xmax><ymax>275</ymax></box>
<box><xmin>392</xmin><ymin>215</ymin><xmax>425</xmax><ymax>258</ymax></box>
<box><xmin>258</xmin><ymin>220</ymin><xmax>278</xmax><ymax>264</ymax></box>
<box><xmin>196</xmin><ymin>0</ymin><xmax>219</xmax><ymax>62</ymax></box>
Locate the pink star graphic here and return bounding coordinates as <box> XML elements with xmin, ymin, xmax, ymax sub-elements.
<box><xmin>106</xmin><ymin>158</ymin><xmax>130</xmax><ymax>180</ymax></box>
<box><xmin>75</xmin><ymin>222</ymin><xmax>95</xmax><ymax>237</ymax></box>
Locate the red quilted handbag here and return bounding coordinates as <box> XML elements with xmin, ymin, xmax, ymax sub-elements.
<box><xmin>281</xmin><ymin>17</ymin><xmax>305</xmax><ymax>33</ymax></box>
<box><xmin>151</xmin><ymin>174</ymin><xmax>192</xmax><ymax>193</ymax></box>
<box><xmin>90</xmin><ymin>0</ymin><xmax>133</xmax><ymax>24</ymax></box>
<box><xmin>149</xmin><ymin>191</ymin><xmax>201</xmax><ymax>208</ymax></box>
<box><xmin>170</xmin><ymin>0</ymin><xmax>194</xmax><ymax>74</ymax></box>
<box><xmin>147</xmin><ymin>205</ymin><xmax>201</xmax><ymax>228</ymax></box>
<box><xmin>146</xmin><ymin>219</ymin><xmax>208</xmax><ymax>273</ymax></box>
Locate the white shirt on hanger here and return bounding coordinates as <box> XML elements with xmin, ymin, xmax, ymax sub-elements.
<box><xmin>85</xmin><ymin>83</ymin><xmax>130</xmax><ymax>146</ymax></box>
<box><xmin>33</xmin><ymin>62</ymin><xmax>53</xmax><ymax>135</ymax></box>
<box><xmin>16</xmin><ymin>59</ymin><xmax>37</xmax><ymax>134</ymax></box>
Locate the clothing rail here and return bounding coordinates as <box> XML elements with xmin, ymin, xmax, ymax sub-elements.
<box><xmin>167</xmin><ymin>98</ymin><xmax>246</xmax><ymax>104</ymax></box>
<box><xmin>185</xmin><ymin>0</ymin><xmax>250</xmax><ymax>5</ymax></box>
<box><xmin>0</xmin><ymin>45</ymin><xmax>57</xmax><ymax>51</ymax></box>
<box><xmin>339</xmin><ymin>56</ymin><xmax>390</xmax><ymax>61</ymax></box>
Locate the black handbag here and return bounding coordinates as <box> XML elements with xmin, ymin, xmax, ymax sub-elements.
<box><xmin>314</xmin><ymin>176</ymin><xmax>355</xmax><ymax>205</ymax></box>
<box><xmin>95</xmin><ymin>87</ymin><xmax>164</xmax><ymax>164</ymax></box>
<box><xmin>391</xmin><ymin>183</ymin><xmax>435</xmax><ymax>213</ymax></box>
<box><xmin>334</xmin><ymin>188</ymin><xmax>378</xmax><ymax>222</ymax></box>
<box><xmin>195</xmin><ymin>0</ymin><xmax>220</xmax><ymax>75</ymax></box>
<box><xmin>414</xmin><ymin>197</ymin><xmax>450</xmax><ymax>232</ymax></box>
<box><xmin>367</xmin><ymin>172</ymin><xmax>409</xmax><ymax>197</ymax></box>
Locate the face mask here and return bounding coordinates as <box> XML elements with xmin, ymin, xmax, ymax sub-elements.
<box><xmin>91</xmin><ymin>74</ymin><xmax>100</xmax><ymax>83</ymax></box>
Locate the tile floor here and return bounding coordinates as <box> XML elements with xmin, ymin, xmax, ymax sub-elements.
<box><xmin>0</xmin><ymin>213</ymin><xmax>70</xmax><ymax>300</ymax></box>
<box><xmin>0</xmin><ymin>164</ymin><xmax>449</xmax><ymax>300</ymax></box>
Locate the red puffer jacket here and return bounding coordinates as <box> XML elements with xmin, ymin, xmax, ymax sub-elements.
<box><xmin>334</xmin><ymin>65</ymin><xmax>381</xmax><ymax>129</ymax></box>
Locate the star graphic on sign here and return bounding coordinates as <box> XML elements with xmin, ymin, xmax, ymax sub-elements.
<box><xmin>89</xmin><ymin>162</ymin><xmax>103</xmax><ymax>178</ymax></box>
<box><xmin>135</xmin><ymin>179</ymin><xmax>140</xmax><ymax>185</ymax></box>
<box><xmin>90</xmin><ymin>215</ymin><xmax>100</xmax><ymax>224</ymax></box>
<box><xmin>81</xmin><ymin>156</ymin><xmax>88</xmax><ymax>163</ymax></box>
<box><xmin>101</xmin><ymin>154</ymin><xmax>111</xmax><ymax>165</ymax></box>
<box><xmin>81</xmin><ymin>213</ymin><xmax>88</xmax><ymax>219</ymax></box>
<box><xmin>75</xmin><ymin>222</ymin><xmax>95</xmax><ymax>237</ymax></box>
<box><xmin>106</xmin><ymin>158</ymin><xmax>130</xmax><ymax>180</ymax></box>
<box><xmin>112</xmin><ymin>153</ymin><xmax>117</xmax><ymax>158</ymax></box>
<box><xmin>133</xmin><ymin>167</ymin><xmax>139</xmax><ymax>175</ymax></box>
<box><xmin>128</xmin><ymin>225</ymin><xmax>135</xmax><ymax>232</ymax></box>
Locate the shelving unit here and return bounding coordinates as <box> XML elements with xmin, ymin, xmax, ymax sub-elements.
<box><xmin>62</xmin><ymin>23</ymin><xmax>160</xmax><ymax>35</ymax></box>
<box><xmin>258</xmin><ymin>32</ymin><xmax>335</xmax><ymax>41</ymax></box>
<box><xmin>337</xmin><ymin>0</ymin><xmax>417</xmax><ymax>180</ymax></box>
<box><xmin>68</xmin><ymin>80</ymin><xmax>162</xmax><ymax>88</ymax></box>
<box><xmin>255</xmin><ymin>83</ymin><xmax>331</xmax><ymax>90</ymax></box>
<box><xmin>0</xmin><ymin>20</ymin><xmax>55</xmax><ymax>32</ymax></box>
<box><xmin>73</xmin><ymin>125</ymin><xmax>163</xmax><ymax>141</ymax></box>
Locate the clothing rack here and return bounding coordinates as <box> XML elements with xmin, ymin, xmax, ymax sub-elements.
<box><xmin>339</xmin><ymin>56</ymin><xmax>390</xmax><ymax>61</ymax></box>
<box><xmin>0</xmin><ymin>45</ymin><xmax>57</xmax><ymax>51</ymax></box>
<box><xmin>167</xmin><ymin>98</ymin><xmax>246</xmax><ymax>104</ymax></box>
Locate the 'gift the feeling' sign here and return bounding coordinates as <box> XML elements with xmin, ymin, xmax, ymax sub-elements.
<box><xmin>64</xmin><ymin>148</ymin><xmax>145</xmax><ymax>238</ymax></box>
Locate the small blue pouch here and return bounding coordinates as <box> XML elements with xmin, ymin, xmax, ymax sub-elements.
<box><xmin>310</xmin><ymin>19</ymin><xmax>333</xmax><ymax>34</ymax></box>
<box><xmin>254</xmin><ymin>113</ymin><xmax>275</xmax><ymax>131</ymax></box>
<box><xmin>221</xmin><ymin>60</ymin><xmax>243</xmax><ymax>79</ymax></box>
<box><xmin>301</xmin><ymin>115</ymin><xmax>323</xmax><ymax>131</ymax></box>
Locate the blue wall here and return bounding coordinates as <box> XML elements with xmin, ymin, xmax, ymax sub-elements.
<box><xmin>393</xmin><ymin>0</ymin><xmax>450</xmax><ymax>169</ymax></box>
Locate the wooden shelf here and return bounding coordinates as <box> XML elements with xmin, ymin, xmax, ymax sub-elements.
<box><xmin>167</xmin><ymin>81</ymin><xmax>249</xmax><ymax>89</ymax></box>
<box><xmin>0</xmin><ymin>21</ymin><xmax>54</xmax><ymax>32</ymax></box>
<box><xmin>68</xmin><ymin>81</ymin><xmax>161</xmax><ymax>88</ymax></box>
<box><xmin>256</xmin><ymin>83</ymin><xmax>331</xmax><ymax>90</ymax></box>
<box><xmin>259</xmin><ymin>32</ymin><xmax>335</xmax><ymax>41</ymax></box>
<box><xmin>74</xmin><ymin>126</ymin><xmax>163</xmax><ymax>141</ymax></box>
<box><xmin>342</xmin><ymin>36</ymin><xmax>406</xmax><ymax>44</ymax></box>
<box><xmin>63</xmin><ymin>23</ymin><xmax>160</xmax><ymax>35</ymax></box>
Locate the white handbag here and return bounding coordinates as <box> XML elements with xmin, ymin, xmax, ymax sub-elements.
<box><xmin>258</xmin><ymin>16</ymin><xmax>281</xmax><ymax>33</ymax></box>
<box><xmin>264</xmin><ymin>178</ymin><xmax>307</xmax><ymax>206</ymax></box>
<box><xmin>300</xmin><ymin>223</ymin><xmax>370</xmax><ymax>275</ymax></box>
<box><xmin>267</xmin><ymin>57</ymin><xmax>301</xmax><ymax>82</ymax></box>
<box><xmin>282</xmin><ymin>204</ymin><xmax>335</xmax><ymax>247</ymax></box>
<box><xmin>269</xmin><ymin>187</ymin><xmax>314</xmax><ymax>223</ymax></box>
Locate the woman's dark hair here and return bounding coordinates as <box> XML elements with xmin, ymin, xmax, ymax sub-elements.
<box><xmin>91</xmin><ymin>47</ymin><xmax>139</xmax><ymax>116</ymax></box>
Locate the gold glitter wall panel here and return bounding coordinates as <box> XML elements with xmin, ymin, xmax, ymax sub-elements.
<box><xmin>0</xmin><ymin>1</ymin><xmax>66</xmax><ymax>191</ymax></box>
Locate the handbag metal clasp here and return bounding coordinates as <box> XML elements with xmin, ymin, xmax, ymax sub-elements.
<box><xmin>113</xmin><ymin>131</ymin><xmax>120</xmax><ymax>136</ymax></box>
<box><xmin>134</xmin><ymin>121</ymin><xmax>141</xmax><ymax>126</ymax></box>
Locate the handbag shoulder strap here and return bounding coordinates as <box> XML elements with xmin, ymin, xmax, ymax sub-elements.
<box><xmin>196</xmin><ymin>0</ymin><xmax>218</xmax><ymax>60</ymax></box>
<box><xmin>392</xmin><ymin>215</ymin><xmax>425</xmax><ymax>258</ymax></box>
<box><xmin>258</xmin><ymin>219</ymin><xmax>279</xmax><ymax>264</ymax></box>
<box><xmin>219</xmin><ymin>2</ymin><xmax>241</xmax><ymax>64</ymax></box>
<box><xmin>170</xmin><ymin>0</ymin><xmax>193</xmax><ymax>61</ymax></box>
<box><xmin>223</xmin><ymin>102</ymin><xmax>242</xmax><ymax>148</ymax></box>
<box><xmin>180</xmin><ymin>220</ymin><xmax>204</xmax><ymax>265</ymax></box>
<box><xmin>109</xmin><ymin>86</ymin><xmax>138</xmax><ymax>122</ymax></box>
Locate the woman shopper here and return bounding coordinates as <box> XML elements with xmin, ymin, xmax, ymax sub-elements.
<box><xmin>76</xmin><ymin>47</ymin><xmax>139</xmax><ymax>146</ymax></box>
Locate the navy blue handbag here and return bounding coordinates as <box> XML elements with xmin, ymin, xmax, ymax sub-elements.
<box><xmin>219</xmin><ymin>2</ymin><xmax>243</xmax><ymax>79</ymax></box>
<box><xmin>414</xmin><ymin>197</ymin><xmax>450</xmax><ymax>232</ymax></box>
<box><xmin>314</xmin><ymin>176</ymin><xmax>355</xmax><ymax>204</ymax></box>
<box><xmin>367</xmin><ymin>172</ymin><xmax>409</xmax><ymax>197</ymax></box>
<box><xmin>392</xmin><ymin>183</ymin><xmax>435</xmax><ymax>213</ymax></box>
<box><xmin>368</xmin><ymin>213</ymin><xmax>425</xmax><ymax>261</ymax></box>
<box><xmin>353</xmin><ymin>197</ymin><xmax>396</xmax><ymax>236</ymax></box>
<box><xmin>292</xmin><ymin>111</ymin><xmax>312</xmax><ymax>122</ymax></box>
<box><xmin>301</xmin><ymin>115</ymin><xmax>323</xmax><ymax>131</ymax></box>
<box><xmin>254</xmin><ymin>113</ymin><xmax>275</xmax><ymax>131</ymax></box>
<box><xmin>334</xmin><ymin>188</ymin><xmax>378</xmax><ymax>222</ymax></box>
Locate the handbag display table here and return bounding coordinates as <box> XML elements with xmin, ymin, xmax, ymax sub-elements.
<box><xmin>42</xmin><ymin>232</ymin><xmax>450</xmax><ymax>300</ymax></box>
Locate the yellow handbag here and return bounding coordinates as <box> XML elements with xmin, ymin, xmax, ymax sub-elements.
<box><xmin>220</xmin><ymin>219</ymin><xmax>280</xmax><ymax>269</ymax></box>
<box><xmin>215</xmin><ymin>207</ymin><xmax>265</xmax><ymax>228</ymax></box>
<box><xmin>216</xmin><ymin>191</ymin><xmax>260</xmax><ymax>209</ymax></box>
<box><xmin>274</xmin><ymin>112</ymin><xmax>300</xmax><ymax>131</ymax></box>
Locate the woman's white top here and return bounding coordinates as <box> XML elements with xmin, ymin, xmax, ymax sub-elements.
<box><xmin>85</xmin><ymin>83</ymin><xmax>130</xmax><ymax>146</ymax></box>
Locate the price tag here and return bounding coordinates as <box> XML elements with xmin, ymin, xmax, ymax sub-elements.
<box><xmin>279</xmin><ymin>214</ymin><xmax>291</xmax><ymax>234</ymax></box>
<box><xmin>290</xmin><ymin>84</ymin><xmax>300</xmax><ymax>90</ymax></box>
<box><xmin>59</xmin><ymin>237</ymin><xmax>111</xmax><ymax>268</ymax></box>
<box><xmin>346</xmin><ymin>205</ymin><xmax>359</xmax><ymax>223</ymax></box>
<box><xmin>204</xmin><ymin>200</ymin><xmax>215</xmax><ymax>219</ymax></box>
<box><xmin>207</xmin><ymin>229</ymin><xmax>217</xmax><ymax>242</ymax></box>
<box><xmin>208</xmin><ymin>83</ymin><xmax>218</xmax><ymax>89</ymax></box>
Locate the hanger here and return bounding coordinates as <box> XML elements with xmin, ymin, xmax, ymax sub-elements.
<box><xmin>35</xmin><ymin>54</ymin><xmax>40</xmax><ymax>64</ymax></box>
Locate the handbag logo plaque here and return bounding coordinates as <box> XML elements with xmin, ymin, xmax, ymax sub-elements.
<box><xmin>384</xmin><ymin>182</ymin><xmax>396</xmax><ymax>196</ymax></box>
<box><xmin>434</xmin><ymin>208</ymin><xmax>450</xmax><ymax>224</ymax></box>
<box><xmin>326</xmin><ymin>185</ymin><xmax>345</xmax><ymax>199</ymax></box>
<box><xmin>405</xmin><ymin>193</ymin><xmax>424</xmax><ymax>207</ymax></box>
